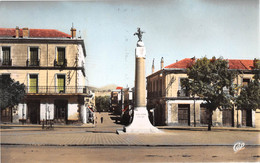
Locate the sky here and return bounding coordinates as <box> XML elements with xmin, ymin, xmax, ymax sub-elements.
<box><xmin>0</xmin><ymin>0</ymin><xmax>259</xmax><ymax>88</ymax></box>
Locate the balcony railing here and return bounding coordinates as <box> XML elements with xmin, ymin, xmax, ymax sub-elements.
<box><xmin>26</xmin><ymin>59</ymin><xmax>40</xmax><ymax>66</ymax></box>
<box><xmin>2</xmin><ymin>59</ymin><xmax>12</xmax><ymax>66</ymax></box>
<box><xmin>177</xmin><ymin>89</ymin><xmax>189</xmax><ymax>97</ymax></box>
<box><xmin>54</xmin><ymin>59</ymin><xmax>67</xmax><ymax>67</ymax></box>
<box><xmin>26</xmin><ymin>86</ymin><xmax>87</xmax><ymax>94</ymax></box>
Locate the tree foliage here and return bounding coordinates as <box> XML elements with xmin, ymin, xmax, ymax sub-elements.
<box><xmin>236</xmin><ymin>60</ymin><xmax>260</xmax><ymax>111</ymax></box>
<box><xmin>182</xmin><ymin>57</ymin><xmax>236</xmax><ymax>130</ymax></box>
<box><xmin>95</xmin><ymin>96</ymin><xmax>110</xmax><ymax>112</ymax></box>
<box><xmin>0</xmin><ymin>76</ymin><xmax>25</xmax><ymax>110</ymax></box>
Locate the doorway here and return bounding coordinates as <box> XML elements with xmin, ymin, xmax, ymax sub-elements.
<box><xmin>1</xmin><ymin>107</ymin><xmax>12</xmax><ymax>123</ymax></box>
<box><xmin>178</xmin><ymin>104</ymin><xmax>190</xmax><ymax>126</ymax></box>
<box><xmin>200</xmin><ymin>106</ymin><xmax>209</xmax><ymax>125</ymax></box>
<box><xmin>27</xmin><ymin>101</ymin><xmax>40</xmax><ymax>124</ymax></box>
<box><xmin>54</xmin><ymin>100</ymin><xmax>68</xmax><ymax>124</ymax></box>
<box><xmin>222</xmin><ymin>109</ymin><xmax>234</xmax><ymax>127</ymax></box>
<box><xmin>242</xmin><ymin>109</ymin><xmax>252</xmax><ymax>127</ymax></box>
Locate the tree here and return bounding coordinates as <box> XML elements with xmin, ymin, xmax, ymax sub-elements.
<box><xmin>182</xmin><ymin>57</ymin><xmax>236</xmax><ymax>131</ymax></box>
<box><xmin>0</xmin><ymin>76</ymin><xmax>25</xmax><ymax>110</ymax></box>
<box><xmin>236</xmin><ymin>60</ymin><xmax>260</xmax><ymax>113</ymax></box>
<box><xmin>95</xmin><ymin>96</ymin><xmax>110</xmax><ymax>112</ymax></box>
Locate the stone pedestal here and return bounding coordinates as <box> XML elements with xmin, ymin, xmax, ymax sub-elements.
<box><xmin>119</xmin><ymin>40</ymin><xmax>161</xmax><ymax>134</ymax></box>
<box><xmin>123</xmin><ymin>107</ymin><xmax>161</xmax><ymax>133</ymax></box>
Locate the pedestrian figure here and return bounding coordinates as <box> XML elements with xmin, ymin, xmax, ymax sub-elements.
<box><xmin>101</xmin><ymin>117</ymin><xmax>103</xmax><ymax>124</ymax></box>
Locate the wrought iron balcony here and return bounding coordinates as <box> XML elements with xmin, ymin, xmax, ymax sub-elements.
<box><xmin>1</xmin><ymin>59</ymin><xmax>12</xmax><ymax>66</ymax></box>
<box><xmin>54</xmin><ymin>59</ymin><xmax>67</xmax><ymax>67</ymax></box>
<box><xmin>26</xmin><ymin>59</ymin><xmax>40</xmax><ymax>66</ymax></box>
<box><xmin>26</xmin><ymin>86</ymin><xmax>88</xmax><ymax>94</ymax></box>
<box><xmin>177</xmin><ymin>89</ymin><xmax>189</xmax><ymax>97</ymax></box>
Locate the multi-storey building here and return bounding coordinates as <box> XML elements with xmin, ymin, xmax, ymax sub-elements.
<box><xmin>147</xmin><ymin>57</ymin><xmax>260</xmax><ymax>128</ymax></box>
<box><xmin>110</xmin><ymin>87</ymin><xmax>134</xmax><ymax>124</ymax></box>
<box><xmin>110</xmin><ymin>88</ymin><xmax>123</xmax><ymax>115</ymax></box>
<box><xmin>0</xmin><ymin>27</ymin><xmax>88</xmax><ymax>124</ymax></box>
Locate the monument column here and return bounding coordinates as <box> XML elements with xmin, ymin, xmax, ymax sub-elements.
<box><xmin>120</xmin><ymin>28</ymin><xmax>161</xmax><ymax>133</ymax></box>
<box><xmin>135</xmin><ymin>41</ymin><xmax>146</xmax><ymax>107</ymax></box>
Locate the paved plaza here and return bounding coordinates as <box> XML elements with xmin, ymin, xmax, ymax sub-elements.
<box><xmin>1</xmin><ymin>112</ymin><xmax>260</xmax><ymax>146</ymax></box>
<box><xmin>1</xmin><ymin>112</ymin><xmax>260</xmax><ymax>162</ymax></box>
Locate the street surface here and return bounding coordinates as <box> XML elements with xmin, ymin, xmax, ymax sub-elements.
<box><xmin>2</xmin><ymin>146</ymin><xmax>259</xmax><ymax>162</ymax></box>
<box><xmin>1</xmin><ymin>112</ymin><xmax>260</xmax><ymax>162</ymax></box>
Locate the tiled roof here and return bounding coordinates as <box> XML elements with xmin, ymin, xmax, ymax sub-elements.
<box><xmin>228</xmin><ymin>59</ymin><xmax>254</xmax><ymax>70</ymax></box>
<box><xmin>165</xmin><ymin>58</ymin><xmax>255</xmax><ymax>70</ymax></box>
<box><xmin>116</xmin><ymin>87</ymin><xmax>123</xmax><ymax>90</ymax></box>
<box><xmin>0</xmin><ymin>28</ymin><xmax>71</xmax><ymax>38</ymax></box>
<box><xmin>165</xmin><ymin>58</ymin><xmax>195</xmax><ymax>69</ymax></box>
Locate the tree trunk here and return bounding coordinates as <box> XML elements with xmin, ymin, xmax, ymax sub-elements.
<box><xmin>208</xmin><ymin>110</ymin><xmax>213</xmax><ymax>131</ymax></box>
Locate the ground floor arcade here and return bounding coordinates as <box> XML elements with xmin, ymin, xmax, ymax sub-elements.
<box><xmin>0</xmin><ymin>94</ymin><xmax>93</xmax><ymax>125</ymax></box>
<box><xmin>147</xmin><ymin>98</ymin><xmax>260</xmax><ymax>128</ymax></box>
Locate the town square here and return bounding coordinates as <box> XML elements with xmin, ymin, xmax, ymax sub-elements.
<box><xmin>0</xmin><ymin>0</ymin><xmax>259</xmax><ymax>162</ymax></box>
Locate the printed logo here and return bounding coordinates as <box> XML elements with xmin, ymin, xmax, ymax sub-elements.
<box><xmin>233</xmin><ymin>141</ymin><xmax>245</xmax><ymax>153</ymax></box>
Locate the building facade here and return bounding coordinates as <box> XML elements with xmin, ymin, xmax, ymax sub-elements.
<box><xmin>110</xmin><ymin>87</ymin><xmax>134</xmax><ymax>124</ymax></box>
<box><xmin>0</xmin><ymin>27</ymin><xmax>88</xmax><ymax>124</ymax></box>
<box><xmin>147</xmin><ymin>57</ymin><xmax>260</xmax><ymax>128</ymax></box>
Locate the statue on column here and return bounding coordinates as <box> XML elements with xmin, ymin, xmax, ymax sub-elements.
<box><xmin>134</xmin><ymin>27</ymin><xmax>145</xmax><ymax>42</ymax></box>
<box><xmin>116</xmin><ymin>27</ymin><xmax>161</xmax><ymax>133</ymax></box>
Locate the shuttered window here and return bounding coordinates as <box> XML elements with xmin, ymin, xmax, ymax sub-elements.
<box><xmin>29</xmin><ymin>75</ymin><xmax>38</xmax><ymax>93</ymax></box>
<box><xmin>57</xmin><ymin>48</ymin><xmax>65</xmax><ymax>66</ymax></box>
<box><xmin>30</xmin><ymin>48</ymin><xmax>38</xmax><ymax>66</ymax></box>
<box><xmin>57</xmin><ymin>75</ymin><xmax>65</xmax><ymax>93</ymax></box>
<box><xmin>2</xmin><ymin>47</ymin><xmax>10</xmax><ymax>65</ymax></box>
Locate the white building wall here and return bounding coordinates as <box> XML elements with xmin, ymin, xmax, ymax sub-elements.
<box><xmin>40</xmin><ymin>103</ymin><xmax>54</xmax><ymax>121</ymax></box>
<box><xmin>166</xmin><ymin>101</ymin><xmax>172</xmax><ymax>124</ymax></box>
<box><xmin>77</xmin><ymin>44</ymin><xmax>85</xmax><ymax>67</ymax></box>
<box><xmin>81</xmin><ymin>105</ymin><xmax>87</xmax><ymax>124</ymax></box>
<box><xmin>129</xmin><ymin>92</ymin><xmax>133</xmax><ymax>100</ymax></box>
<box><xmin>68</xmin><ymin>103</ymin><xmax>79</xmax><ymax>120</ymax></box>
<box><xmin>213</xmin><ymin>109</ymin><xmax>222</xmax><ymax>126</ymax></box>
<box><xmin>252</xmin><ymin>110</ymin><xmax>255</xmax><ymax>127</ymax></box>
<box><xmin>17</xmin><ymin>103</ymin><xmax>27</xmax><ymax>121</ymax></box>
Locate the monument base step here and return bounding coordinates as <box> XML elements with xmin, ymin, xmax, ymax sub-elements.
<box><xmin>119</xmin><ymin>107</ymin><xmax>162</xmax><ymax>134</ymax></box>
<box><xmin>116</xmin><ymin>129</ymin><xmax>124</xmax><ymax>135</ymax></box>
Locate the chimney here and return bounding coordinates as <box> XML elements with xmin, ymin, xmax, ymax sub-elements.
<box><xmin>22</xmin><ymin>27</ymin><xmax>29</xmax><ymax>38</ymax></box>
<box><xmin>152</xmin><ymin>58</ymin><xmax>155</xmax><ymax>73</ymax></box>
<box><xmin>15</xmin><ymin>26</ymin><xmax>19</xmax><ymax>38</ymax></box>
<box><xmin>253</xmin><ymin>58</ymin><xmax>259</xmax><ymax>68</ymax></box>
<box><xmin>161</xmin><ymin>57</ymin><xmax>164</xmax><ymax>69</ymax></box>
<box><xmin>71</xmin><ymin>27</ymin><xmax>76</xmax><ymax>39</ymax></box>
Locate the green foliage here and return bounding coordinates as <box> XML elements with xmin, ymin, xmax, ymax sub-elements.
<box><xmin>236</xmin><ymin>60</ymin><xmax>260</xmax><ymax>111</ymax></box>
<box><xmin>0</xmin><ymin>76</ymin><xmax>25</xmax><ymax>110</ymax></box>
<box><xmin>95</xmin><ymin>96</ymin><xmax>110</xmax><ymax>112</ymax></box>
<box><xmin>182</xmin><ymin>57</ymin><xmax>236</xmax><ymax>130</ymax></box>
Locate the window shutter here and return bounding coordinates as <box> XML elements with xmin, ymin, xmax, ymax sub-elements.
<box><xmin>2</xmin><ymin>47</ymin><xmax>10</xmax><ymax>64</ymax></box>
<box><xmin>29</xmin><ymin>75</ymin><xmax>38</xmax><ymax>93</ymax></box>
<box><xmin>57</xmin><ymin>75</ymin><xmax>65</xmax><ymax>93</ymax></box>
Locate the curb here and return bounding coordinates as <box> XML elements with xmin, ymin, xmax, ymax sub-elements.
<box><xmin>158</xmin><ymin>127</ymin><xmax>260</xmax><ymax>132</ymax></box>
<box><xmin>0</xmin><ymin>125</ymin><xmax>95</xmax><ymax>128</ymax></box>
<box><xmin>1</xmin><ymin>125</ymin><xmax>259</xmax><ymax>132</ymax></box>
